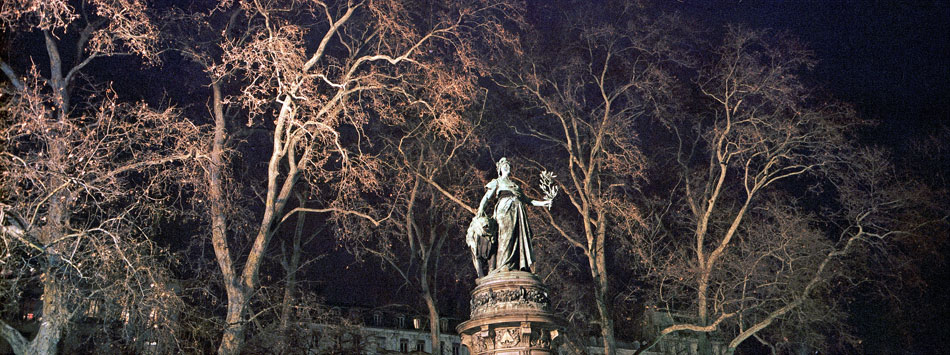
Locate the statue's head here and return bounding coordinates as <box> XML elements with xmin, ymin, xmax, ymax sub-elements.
<box><xmin>496</xmin><ymin>157</ymin><xmax>511</xmax><ymax>177</ymax></box>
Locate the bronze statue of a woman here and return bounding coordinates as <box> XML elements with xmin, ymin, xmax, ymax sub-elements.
<box><xmin>468</xmin><ymin>158</ymin><xmax>552</xmax><ymax>276</ymax></box>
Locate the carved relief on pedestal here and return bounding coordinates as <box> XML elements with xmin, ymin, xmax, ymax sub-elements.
<box><xmin>495</xmin><ymin>327</ymin><xmax>521</xmax><ymax>348</ymax></box>
<box><xmin>468</xmin><ymin>326</ymin><xmax>494</xmax><ymax>353</ymax></box>
<box><xmin>470</xmin><ymin>285</ymin><xmax>551</xmax><ymax>318</ymax></box>
<box><xmin>471</xmin><ymin>336</ymin><xmax>487</xmax><ymax>353</ymax></box>
<box><xmin>463</xmin><ymin>323</ymin><xmax>560</xmax><ymax>354</ymax></box>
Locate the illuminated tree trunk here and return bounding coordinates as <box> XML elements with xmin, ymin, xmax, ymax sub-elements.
<box><xmin>219</xmin><ymin>290</ymin><xmax>248</xmax><ymax>355</ymax></box>
<box><xmin>211</xmin><ymin>89</ymin><xmax>300</xmax><ymax>355</ymax></box>
<box><xmin>0</xmin><ymin>279</ymin><xmax>68</xmax><ymax>355</ymax></box>
<box><xmin>591</xmin><ymin>219</ymin><xmax>616</xmax><ymax>355</ymax></box>
<box><xmin>209</xmin><ymin>81</ymin><xmax>244</xmax><ymax>355</ymax></box>
<box><xmin>422</xmin><ymin>281</ymin><xmax>442</xmax><ymax>355</ymax></box>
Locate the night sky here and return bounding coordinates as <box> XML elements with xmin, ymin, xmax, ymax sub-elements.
<box><xmin>3</xmin><ymin>0</ymin><xmax>949</xmax><ymax>353</ymax></box>
<box><xmin>679</xmin><ymin>0</ymin><xmax>949</xmax><ymax>150</ymax></box>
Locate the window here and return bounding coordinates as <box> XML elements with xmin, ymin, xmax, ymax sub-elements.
<box><xmin>397</xmin><ymin>315</ymin><xmax>406</xmax><ymax>328</ymax></box>
<box><xmin>439</xmin><ymin>318</ymin><xmax>448</xmax><ymax>331</ymax></box>
<box><xmin>373</xmin><ymin>312</ymin><xmax>382</xmax><ymax>326</ymax></box>
<box><xmin>399</xmin><ymin>338</ymin><xmax>408</xmax><ymax>353</ymax></box>
<box><xmin>416</xmin><ymin>340</ymin><xmax>425</xmax><ymax>352</ymax></box>
<box><xmin>453</xmin><ymin>343</ymin><xmax>460</xmax><ymax>355</ymax></box>
<box><xmin>440</xmin><ymin>341</ymin><xmax>445</xmax><ymax>355</ymax></box>
<box><xmin>85</xmin><ymin>299</ymin><xmax>101</xmax><ymax>317</ymax></box>
<box><xmin>149</xmin><ymin>308</ymin><xmax>160</xmax><ymax>328</ymax></box>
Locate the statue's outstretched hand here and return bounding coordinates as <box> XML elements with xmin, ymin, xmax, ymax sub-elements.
<box><xmin>533</xmin><ymin>199</ymin><xmax>553</xmax><ymax>209</ymax></box>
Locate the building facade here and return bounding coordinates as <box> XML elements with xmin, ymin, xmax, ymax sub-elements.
<box><xmin>304</xmin><ymin>306</ymin><xmax>724</xmax><ymax>355</ymax></box>
<box><xmin>304</xmin><ymin>308</ymin><xmax>468</xmax><ymax>355</ymax></box>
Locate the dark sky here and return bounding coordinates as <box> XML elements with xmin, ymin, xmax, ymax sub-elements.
<box><xmin>674</xmin><ymin>0</ymin><xmax>950</xmax><ymax>148</ymax></box>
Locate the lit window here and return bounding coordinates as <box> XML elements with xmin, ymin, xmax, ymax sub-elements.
<box><xmin>86</xmin><ymin>299</ymin><xmax>100</xmax><ymax>317</ymax></box>
<box><xmin>150</xmin><ymin>308</ymin><xmax>160</xmax><ymax>328</ymax></box>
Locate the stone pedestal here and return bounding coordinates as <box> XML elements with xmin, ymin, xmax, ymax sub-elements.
<box><xmin>456</xmin><ymin>271</ymin><xmax>563</xmax><ymax>355</ymax></box>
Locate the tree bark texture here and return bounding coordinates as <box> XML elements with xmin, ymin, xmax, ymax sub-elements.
<box><xmin>592</xmin><ymin>220</ymin><xmax>616</xmax><ymax>355</ymax></box>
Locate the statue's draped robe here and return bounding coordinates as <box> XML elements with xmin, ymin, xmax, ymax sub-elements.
<box><xmin>487</xmin><ymin>178</ymin><xmax>534</xmax><ymax>272</ymax></box>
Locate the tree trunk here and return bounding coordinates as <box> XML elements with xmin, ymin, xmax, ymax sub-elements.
<box><xmin>30</xmin><ymin>276</ymin><xmax>69</xmax><ymax>354</ymax></box>
<box><xmin>43</xmin><ymin>31</ymin><xmax>69</xmax><ymax>119</ymax></box>
<box><xmin>419</xmin><ymin>225</ymin><xmax>441</xmax><ymax>355</ymax></box>
<box><xmin>591</xmin><ymin>255</ymin><xmax>616</xmax><ymax>355</ymax></box>
<box><xmin>211</xmin><ymin>84</ymin><xmax>299</xmax><ymax>355</ymax></box>
<box><xmin>209</xmin><ymin>81</ymin><xmax>248</xmax><ymax>355</ymax></box>
<box><xmin>0</xmin><ymin>269</ymin><xmax>70</xmax><ymax>355</ymax></box>
<box><xmin>219</xmin><ymin>286</ymin><xmax>248</xmax><ymax>355</ymax></box>
<box><xmin>697</xmin><ymin>331</ymin><xmax>713</xmax><ymax>355</ymax></box>
<box><xmin>591</xmin><ymin>219</ymin><xmax>616</xmax><ymax>355</ymax></box>
<box><xmin>25</xmin><ymin>75</ymin><xmax>72</xmax><ymax>354</ymax></box>
<box><xmin>694</xmin><ymin>275</ymin><xmax>713</xmax><ymax>355</ymax></box>
<box><xmin>0</xmin><ymin>25</ymin><xmax>76</xmax><ymax>355</ymax></box>
<box><xmin>276</xmin><ymin>195</ymin><xmax>306</xmax><ymax>354</ymax></box>
<box><xmin>0</xmin><ymin>320</ymin><xmax>29</xmax><ymax>355</ymax></box>
<box><xmin>422</xmin><ymin>285</ymin><xmax>441</xmax><ymax>355</ymax></box>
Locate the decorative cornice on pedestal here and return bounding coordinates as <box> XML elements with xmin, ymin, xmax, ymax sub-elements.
<box><xmin>468</xmin><ymin>271</ymin><xmax>553</xmax><ymax>319</ymax></box>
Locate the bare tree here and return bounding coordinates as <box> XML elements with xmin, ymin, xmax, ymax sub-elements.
<box><xmin>629</xmin><ymin>27</ymin><xmax>941</xmax><ymax>354</ymax></box>
<box><xmin>493</xmin><ymin>6</ymin><xmax>686</xmax><ymax>354</ymax></box>
<box><xmin>338</xmin><ymin>93</ymin><xmax>491</xmax><ymax>354</ymax></box>
<box><xmin>0</xmin><ymin>78</ymin><xmax>202</xmax><ymax>354</ymax></box>
<box><xmin>164</xmin><ymin>1</ymin><xmax>521</xmax><ymax>353</ymax></box>
<box><xmin>0</xmin><ymin>1</ymin><xmax>206</xmax><ymax>353</ymax></box>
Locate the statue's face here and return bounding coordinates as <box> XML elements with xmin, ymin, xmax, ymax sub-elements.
<box><xmin>498</xmin><ymin>162</ymin><xmax>510</xmax><ymax>177</ymax></box>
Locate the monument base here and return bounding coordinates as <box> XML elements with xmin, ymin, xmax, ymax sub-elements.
<box><xmin>456</xmin><ymin>271</ymin><xmax>563</xmax><ymax>355</ymax></box>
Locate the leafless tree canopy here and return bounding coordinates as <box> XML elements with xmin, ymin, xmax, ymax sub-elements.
<box><xmin>1</xmin><ymin>5</ymin><xmax>206</xmax><ymax>349</ymax></box>
<box><xmin>0</xmin><ymin>1</ymin><xmax>945</xmax><ymax>355</ymax></box>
